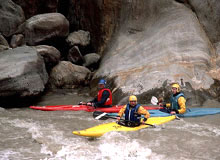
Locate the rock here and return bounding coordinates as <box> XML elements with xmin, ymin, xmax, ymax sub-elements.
<box><xmin>0</xmin><ymin>45</ymin><xmax>10</xmax><ymax>52</ymax></box>
<box><xmin>83</xmin><ymin>53</ymin><xmax>100</xmax><ymax>70</ymax></box>
<box><xmin>0</xmin><ymin>34</ymin><xmax>9</xmax><ymax>47</ymax></box>
<box><xmin>0</xmin><ymin>34</ymin><xmax>10</xmax><ymax>52</ymax></box>
<box><xmin>92</xmin><ymin>0</ymin><xmax>216</xmax><ymax>104</ymax></box>
<box><xmin>0</xmin><ymin>46</ymin><xmax>48</xmax><ymax>97</ymax></box>
<box><xmin>25</xmin><ymin>13</ymin><xmax>69</xmax><ymax>45</ymax></box>
<box><xmin>10</xmin><ymin>34</ymin><xmax>25</xmax><ymax>48</ymax></box>
<box><xmin>34</xmin><ymin>45</ymin><xmax>61</xmax><ymax>72</ymax></box>
<box><xmin>66</xmin><ymin>30</ymin><xmax>90</xmax><ymax>47</ymax></box>
<box><xmin>49</xmin><ymin>61</ymin><xmax>91</xmax><ymax>88</ymax></box>
<box><xmin>0</xmin><ymin>0</ymin><xmax>25</xmax><ymax>37</ymax></box>
<box><xmin>67</xmin><ymin>46</ymin><xmax>85</xmax><ymax>65</ymax></box>
<box><xmin>188</xmin><ymin>0</ymin><xmax>220</xmax><ymax>43</ymax></box>
<box><xmin>209</xmin><ymin>42</ymin><xmax>220</xmax><ymax>81</ymax></box>
<box><xmin>214</xmin><ymin>42</ymin><xmax>220</xmax><ymax>67</ymax></box>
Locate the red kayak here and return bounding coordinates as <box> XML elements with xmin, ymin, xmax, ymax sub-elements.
<box><xmin>29</xmin><ymin>105</ymin><xmax>162</xmax><ymax>112</ymax></box>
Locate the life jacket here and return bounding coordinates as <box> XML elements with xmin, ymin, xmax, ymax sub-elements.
<box><xmin>125</xmin><ymin>104</ymin><xmax>141</xmax><ymax>123</ymax></box>
<box><xmin>97</xmin><ymin>88</ymin><xmax>112</xmax><ymax>105</ymax></box>
<box><xmin>170</xmin><ymin>92</ymin><xmax>185</xmax><ymax>110</ymax></box>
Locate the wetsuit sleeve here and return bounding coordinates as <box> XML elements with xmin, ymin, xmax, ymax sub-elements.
<box><xmin>93</xmin><ymin>90</ymin><xmax>110</xmax><ymax>107</ymax></box>
<box><xmin>118</xmin><ymin>105</ymin><xmax>126</xmax><ymax>118</ymax></box>
<box><xmin>137</xmin><ymin>106</ymin><xmax>150</xmax><ymax>120</ymax></box>
<box><xmin>177</xmin><ymin>96</ymin><xmax>186</xmax><ymax>114</ymax></box>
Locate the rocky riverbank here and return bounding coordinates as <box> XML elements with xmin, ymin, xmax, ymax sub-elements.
<box><xmin>0</xmin><ymin>0</ymin><xmax>220</xmax><ymax>107</ymax></box>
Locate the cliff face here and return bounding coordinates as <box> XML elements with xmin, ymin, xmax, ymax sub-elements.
<box><xmin>188</xmin><ymin>0</ymin><xmax>220</xmax><ymax>43</ymax></box>
<box><xmin>88</xmin><ymin>0</ymin><xmax>220</xmax><ymax>104</ymax></box>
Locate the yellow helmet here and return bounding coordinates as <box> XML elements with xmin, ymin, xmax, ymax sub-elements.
<box><xmin>129</xmin><ymin>95</ymin><xmax>137</xmax><ymax>102</ymax></box>
<box><xmin>171</xmin><ymin>83</ymin><xmax>181</xmax><ymax>92</ymax></box>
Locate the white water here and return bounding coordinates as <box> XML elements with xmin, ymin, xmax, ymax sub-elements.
<box><xmin>0</xmin><ymin>91</ymin><xmax>219</xmax><ymax>160</ymax></box>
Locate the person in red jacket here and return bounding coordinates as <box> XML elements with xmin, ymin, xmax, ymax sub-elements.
<box><xmin>87</xmin><ymin>79</ymin><xmax>112</xmax><ymax>108</ymax></box>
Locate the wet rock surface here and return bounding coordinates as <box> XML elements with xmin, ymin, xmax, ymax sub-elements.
<box><xmin>0</xmin><ymin>46</ymin><xmax>48</xmax><ymax>97</ymax></box>
<box><xmin>0</xmin><ymin>0</ymin><xmax>220</xmax><ymax>106</ymax></box>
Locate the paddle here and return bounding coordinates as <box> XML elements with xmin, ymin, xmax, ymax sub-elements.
<box><xmin>93</xmin><ymin>111</ymin><xmax>117</xmax><ymax>120</ymax></box>
<box><xmin>151</xmin><ymin>96</ymin><xmax>159</xmax><ymax>105</ymax></box>
<box><xmin>150</xmin><ymin>96</ymin><xmax>181</xmax><ymax>120</ymax></box>
<box><xmin>93</xmin><ymin>111</ymin><xmax>156</xmax><ymax>127</ymax></box>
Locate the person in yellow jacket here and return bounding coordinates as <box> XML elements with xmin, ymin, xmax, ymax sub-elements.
<box><xmin>117</xmin><ymin>95</ymin><xmax>150</xmax><ymax>127</ymax></box>
<box><xmin>159</xmin><ymin>83</ymin><xmax>186</xmax><ymax>114</ymax></box>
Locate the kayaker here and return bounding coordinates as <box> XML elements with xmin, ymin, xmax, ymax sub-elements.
<box><xmin>117</xmin><ymin>95</ymin><xmax>150</xmax><ymax>127</ymax></box>
<box><xmin>159</xmin><ymin>83</ymin><xmax>186</xmax><ymax>114</ymax></box>
<box><xmin>86</xmin><ymin>79</ymin><xmax>112</xmax><ymax>108</ymax></box>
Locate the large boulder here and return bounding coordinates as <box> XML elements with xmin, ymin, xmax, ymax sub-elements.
<box><xmin>0</xmin><ymin>46</ymin><xmax>48</xmax><ymax>97</ymax></box>
<box><xmin>25</xmin><ymin>13</ymin><xmax>69</xmax><ymax>45</ymax></box>
<box><xmin>49</xmin><ymin>61</ymin><xmax>91</xmax><ymax>88</ymax></box>
<box><xmin>33</xmin><ymin>45</ymin><xmax>61</xmax><ymax>72</ymax></box>
<box><xmin>83</xmin><ymin>53</ymin><xmax>100</xmax><ymax>71</ymax></box>
<box><xmin>67</xmin><ymin>46</ymin><xmax>85</xmax><ymax>65</ymax></box>
<box><xmin>92</xmin><ymin>0</ymin><xmax>217</xmax><ymax>105</ymax></box>
<box><xmin>0</xmin><ymin>0</ymin><xmax>25</xmax><ymax>37</ymax></box>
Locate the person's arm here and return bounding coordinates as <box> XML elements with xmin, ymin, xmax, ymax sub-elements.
<box><xmin>117</xmin><ymin>105</ymin><xmax>126</xmax><ymax>120</ymax></box>
<box><xmin>177</xmin><ymin>97</ymin><xmax>186</xmax><ymax>114</ymax></box>
<box><xmin>137</xmin><ymin>106</ymin><xmax>150</xmax><ymax>121</ymax></box>
<box><xmin>85</xmin><ymin>97</ymin><xmax>98</xmax><ymax>106</ymax></box>
<box><xmin>93</xmin><ymin>90</ymin><xmax>110</xmax><ymax>107</ymax></box>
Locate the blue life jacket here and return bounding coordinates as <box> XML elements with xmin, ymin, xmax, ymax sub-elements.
<box><xmin>170</xmin><ymin>92</ymin><xmax>185</xmax><ymax>110</ymax></box>
<box><xmin>125</xmin><ymin>104</ymin><xmax>141</xmax><ymax>123</ymax></box>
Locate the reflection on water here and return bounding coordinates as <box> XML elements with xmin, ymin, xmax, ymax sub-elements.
<box><xmin>0</xmin><ymin>90</ymin><xmax>219</xmax><ymax>160</ymax></box>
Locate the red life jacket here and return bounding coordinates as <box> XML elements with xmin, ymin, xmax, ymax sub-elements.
<box><xmin>97</xmin><ymin>88</ymin><xmax>112</xmax><ymax>105</ymax></box>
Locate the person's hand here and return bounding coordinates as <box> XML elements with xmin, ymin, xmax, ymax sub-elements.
<box><xmin>116</xmin><ymin>117</ymin><xmax>121</xmax><ymax>122</ymax></box>
<box><xmin>170</xmin><ymin>111</ymin><xmax>176</xmax><ymax>115</ymax></box>
<box><xmin>86</xmin><ymin>102</ymin><xmax>94</xmax><ymax>106</ymax></box>
<box><xmin>141</xmin><ymin>121</ymin><xmax>146</xmax><ymax>125</ymax></box>
<box><xmin>158</xmin><ymin>103</ymin><xmax>163</xmax><ymax>107</ymax></box>
<box><xmin>79</xmin><ymin>101</ymin><xmax>85</xmax><ymax>105</ymax></box>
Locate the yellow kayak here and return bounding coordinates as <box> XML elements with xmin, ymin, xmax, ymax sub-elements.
<box><xmin>72</xmin><ymin>115</ymin><xmax>176</xmax><ymax>138</ymax></box>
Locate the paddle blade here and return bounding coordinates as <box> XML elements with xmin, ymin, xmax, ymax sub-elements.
<box><xmin>151</xmin><ymin>96</ymin><xmax>158</xmax><ymax>105</ymax></box>
<box><xmin>93</xmin><ymin>111</ymin><xmax>109</xmax><ymax>120</ymax></box>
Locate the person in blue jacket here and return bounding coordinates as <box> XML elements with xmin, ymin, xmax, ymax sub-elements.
<box><xmin>159</xmin><ymin>83</ymin><xmax>186</xmax><ymax>114</ymax></box>
<box><xmin>117</xmin><ymin>95</ymin><xmax>150</xmax><ymax>127</ymax></box>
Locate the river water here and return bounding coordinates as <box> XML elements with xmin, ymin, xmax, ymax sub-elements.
<box><xmin>0</xmin><ymin>90</ymin><xmax>220</xmax><ymax>160</ymax></box>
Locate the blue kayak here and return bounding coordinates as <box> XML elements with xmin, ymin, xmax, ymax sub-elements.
<box><xmin>108</xmin><ymin>108</ymin><xmax>220</xmax><ymax>118</ymax></box>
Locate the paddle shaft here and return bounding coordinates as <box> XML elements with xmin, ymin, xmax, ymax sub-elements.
<box><xmin>93</xmin><ymin>111</ymin><xmax>155</xmax><ymax>127</ymax></box>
